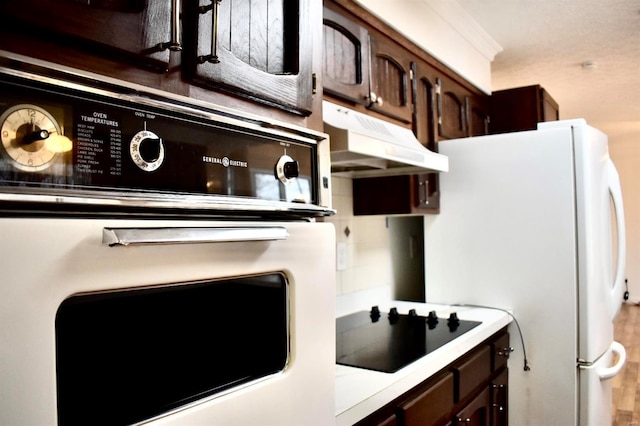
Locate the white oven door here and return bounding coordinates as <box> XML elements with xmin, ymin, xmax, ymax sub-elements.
<box><xmin>0</xmin><ymin>218</ymin><xmax>335</xmax><ymax>426</ymax></box>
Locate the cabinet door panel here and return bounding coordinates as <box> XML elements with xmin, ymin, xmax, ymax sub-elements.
<box><xmin>466</xmin><ymin>96</ymin><xmax>489</xmax><ymax>137</ymax></box>
<box><xmin>437</xmin><ymin>78</ymin><xmax>467</xmax><ymax>139</ymax></box>
<box><xmin>0</xmin><ymin>0</ymin><xmax>172</xmax><ymax>71</ymax></box>
<box><xmin>323</xmin><ymin>7</ymin><xmax>371</xmax><ymax>105</ymax></box>
<box><xmin>454</xmin><ymin>386</ymin><xmax>491</xmax><ymax>426</ymax></box>
<box><xmin>369</xmin><ymin>35</ymin><xmax>412</xmax><ymax>123</ymax></box>
<box><xmin>374</xmin><ymin>55</ymin><xmax>405</xmax><ymax>109</ymax></box>
<box><xmin>412</xmin><ymin>65</ymin><xmax>438</xmax><ymax>145</ymax></box>
<box><xmin>491</xmin><ymin>368</ymin><xmax>508</xmax><ymax>426</ymax></box>
<box><xmin>187</xmin><ymin>0</ymin><xmax>312</xmax><ymax>115</ymax></box>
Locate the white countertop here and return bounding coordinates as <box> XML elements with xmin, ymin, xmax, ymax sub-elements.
<box><xmin>335</xmin><ymin>301</ymin><xmax>512</xmax><ymax>425</ymax></box>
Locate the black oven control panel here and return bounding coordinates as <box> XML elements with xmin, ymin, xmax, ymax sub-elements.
<box><xmin>0</xmin><ymin>66</ymin><xmax>333</xmax><ymax>217</ymax></box>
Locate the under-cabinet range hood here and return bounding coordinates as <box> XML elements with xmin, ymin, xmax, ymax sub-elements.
<box><xmin>323</xmin><ymin>101</ymin><xmax>448</xmax><ymax>178</ymax></box>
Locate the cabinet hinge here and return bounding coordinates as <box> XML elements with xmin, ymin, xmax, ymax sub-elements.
<box><xmin>577</xmin><ymin>359</ymin><xmax>592</xmax><ymax>367</ymax></box>
<box><xmin>312</xmin><ymin>73</ymin><xmax>317</xmax><ymax>95</ymax></box>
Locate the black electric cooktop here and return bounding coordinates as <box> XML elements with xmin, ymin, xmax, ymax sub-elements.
<box><xmin>336</xmin><ymin>306</ymin><xmax>481</xmax><ymax>373</ymax></box>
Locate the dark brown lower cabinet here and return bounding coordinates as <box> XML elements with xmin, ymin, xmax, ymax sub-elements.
<box><xmin>399</xmin><ymin>373</ymin><xmax>455</xmax><ymax>425</ymax></box>
<box><xmin>352</xmin><ymin>174</ymin><xmax>439</xmax><ymax>215</ymax></box>
<box><xmin>491</xmin><ymin>369</ymin><xmax>508</xmax><ymax>426</ymax></box>
<box><xmin>453</xmin><ymin>386</ymin><xmax>491</xmax><ymax>425</ymax></box>
<box><xmin>354</xmin><ymin>329</ymin><xmax>509</xmax><ymax>426</ymax></box>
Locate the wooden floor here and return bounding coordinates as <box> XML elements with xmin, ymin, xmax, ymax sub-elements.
<box><xmin>613</xmin><ymin>302</ymin><xmax>640</xmax><ymax>425</ymax></box>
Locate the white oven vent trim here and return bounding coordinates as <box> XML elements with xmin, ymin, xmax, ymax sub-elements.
<box><xmin>323</xmin><ymin>100</ymin><xmax>449</xmax><ymax>178</ymax></box>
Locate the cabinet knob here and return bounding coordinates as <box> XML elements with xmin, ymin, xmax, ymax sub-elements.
<box><xmin>497</xmin><ymin>346</ymin><xmax>514</xmax><ymax>358</ymax></box>
<box><xmin>367</xmin><ymin>92</ymin><xmax>384</xmax><ymax>107</ymax></box>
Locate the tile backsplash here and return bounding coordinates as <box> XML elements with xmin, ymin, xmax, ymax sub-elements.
<box><xmin>325</xmin><ymin>176</ymin><xmax>393</xmax><ymax>296</ymax></box>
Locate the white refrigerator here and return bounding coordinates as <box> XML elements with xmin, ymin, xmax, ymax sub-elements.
<box><xmin>425</xmin><ymin>119</ymin><xmax>627</xmax><ymax>425</ymax></box>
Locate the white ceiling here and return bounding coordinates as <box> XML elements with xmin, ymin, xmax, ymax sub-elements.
<box><xmin>456</xmin><ymin>0</ymin><xmax>640</xmax><ymax>129</ymax></box>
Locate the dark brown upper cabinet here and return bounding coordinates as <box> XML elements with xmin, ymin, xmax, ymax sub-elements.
<box><xmin>467</xmin><ymin>96</ymin><xmax>490</xmax><ymax>137</ymax></box>
<box><xmin>436</xmin><ymin>76</ymin><xmax>467</xmax><ymax>139</ymax></box>
<box><xmin>323</xmin><ymin>5</ymin><xmax>412</xmax><ymax>123</ymax></box>
<box><xmin>411</xmin><ymin>61</ymin><xmax>440</xmax><ymax>212</ymax></box>
<box><xmin>322</xmin><ymin>7</ymin><xmax>371</xmax><ymax>106</ymax></box>
<box><xmin>352</xmin><ymin>60</ymin><xmax>440</xmax><ymax>216</ymax></box>
<box><xmin>368</xmin><ymin>33</ymin><xmax>413</xmax><ymax>124</ymax></box>
<box><xmin>184</xmin><ymin>0</ymin><xmax>314</xmax><ymax>116</ymax></box>
<box><xmin>489</xmin><ymin>84</ymin><xmax>559</xmax><ymax>134</ymax></box>
<box><xmin>324</xmin><ymin>0</ymin><xmax>490</xmax><ymax>216</ymax></box>
<box><xmin>411</xmin><ymin>62</ymin><xmax>438</xmax><ymax>149</ymax></box>
<box><xmin>0</xmin><ymin>0</ymin><xmax>174</xmax><ymax>72</ymax></box>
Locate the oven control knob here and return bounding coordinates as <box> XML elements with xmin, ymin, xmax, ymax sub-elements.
<box><xmin>370</xmin><ymin>305</ymin><xmax>381</xmax><ymax>322</ymax></box>
<box><xmin>447</xmin><ymin>312</ymin><xmax>460</xmax><ymax>332</ymax></box>
<box><xmin>275</xmin><ymin>154</ymin><xmax>299</xmax><ymax>184</ymax></box>
<box><xmin>427</xmin><ymin>310</ymin><xmax>439</xmax><ymax>325</ymax></box>
<box><xmin>388</xmin><ymin>307</ymin><xmax>399</xmax><ymax>324</ymax></box>
<box><xmin>130</xmin><ymin>130</ymin><xmax>165</xmax><ymax>172</ymax></box>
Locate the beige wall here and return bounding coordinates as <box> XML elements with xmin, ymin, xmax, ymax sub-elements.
<box><xmin>326</xmin><ymin>177</ymin><xmax>392</xmax><ymax>296</ymax></box>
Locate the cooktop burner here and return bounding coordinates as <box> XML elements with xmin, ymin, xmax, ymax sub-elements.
<box><xmin>336</xmin><ymin>306</ymin><xmax>481</xmax><ymax>373</ymax></box>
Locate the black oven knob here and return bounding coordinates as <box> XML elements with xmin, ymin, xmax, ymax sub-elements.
<box><xmin>130</xmin><ymin>130</ymin><xmax>165</xmax><ymax>172</ymax></box>
<box><xmin>388</xmin><ymin>307</ymin><xmax>399</xmax><ymax>324</ymax></box>
<box><xmin>427</xmin><ymin>310</ymin><xmax>439</xmax><ymax>325</ymax></box>
<box><xmin>275</xmin><ymin>154</ymin><xmax>299</xmax><ymax>184</ymax></box>
<box><xmin>370</xmin><ymin>305</ymin><xmax>381</xmax><ymax>322</ymax></box>
<box><xmin>447</xmin><ymin>312</ymin><xmax>460</xmax><ymax>331</ymax></box>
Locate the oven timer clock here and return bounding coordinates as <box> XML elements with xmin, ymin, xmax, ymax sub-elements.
<box><xmin>0</xmin><ymin>104</ymin><xmax>72</xmax><ymax>172</ymax></box>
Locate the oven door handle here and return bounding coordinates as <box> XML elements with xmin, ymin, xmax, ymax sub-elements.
<box><xmin>102</xmin><ymin>226</ymin><xmax>289</xmax><ymax>246</ymax></box>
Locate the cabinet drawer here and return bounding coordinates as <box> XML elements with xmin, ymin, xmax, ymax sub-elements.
<box><xmin>453</xmin><ymin>345</ymin><xmax>491</xmax><ymax>402</ymax></box>
<box><xmin>398</xmin><ymin>372</ymin><xmax>454</xmax><ymax>426</ymax></box>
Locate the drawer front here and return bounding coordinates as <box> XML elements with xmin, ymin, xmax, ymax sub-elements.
<box><xmin>454</xmin><ymin>345</ymin><xmax>491</xmax><ymax>402</ymax></box>
<box><xmin>399</xmin><ymin>372</ymin><xmax>454</xmax><ymax>426</ymax></box>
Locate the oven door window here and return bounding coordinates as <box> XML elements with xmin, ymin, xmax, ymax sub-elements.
<box><xmin>55</xmin><ymin>273</ymin><xmax>288</xmax><ymax>426</ymax></box>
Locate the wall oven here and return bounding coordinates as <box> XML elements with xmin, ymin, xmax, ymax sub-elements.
<box><xmin>0</xmin><ymin>53</ymin><xmax>335</xmax><ymax>425</ymax></box>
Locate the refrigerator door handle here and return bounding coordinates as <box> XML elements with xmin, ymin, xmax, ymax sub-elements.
<box><xmin>598</xmin><ymin>341</ymin><xmax>626</xmax><ymax>381</ymax></box>
<box><xmin>607</xmin><ymin>159</ymin><xmax>626</xmax><ymax>315</ymax></box>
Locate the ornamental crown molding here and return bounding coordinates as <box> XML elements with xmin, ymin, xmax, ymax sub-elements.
<box><xmin>424</xmin><ymin>0</ymin><xmax>503</xmax><ymax>61</ymax></box>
